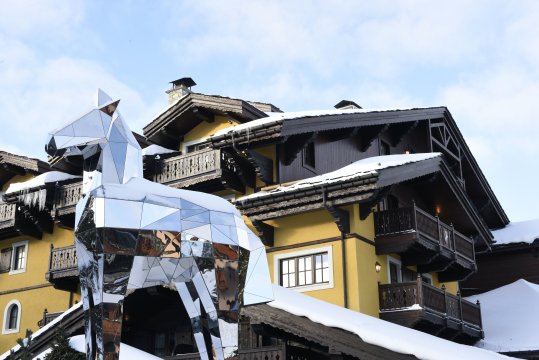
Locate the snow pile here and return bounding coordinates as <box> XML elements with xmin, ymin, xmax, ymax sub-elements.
<box><xmin>141</xmin><ymin>144</ymin><xmax>177</xmax><ymax>157</ymax></box>
<box><xmin>4</xmin><ymin>171</ymin><xmax>81</xmax><ymax>211</ymax></box>
<box><xmin>238</xmin><ymin>153</ymin><xmax>441</xmax><ymax>201</ymax></box>
<box><xmin>466</xmin><ymin>279</ymin><xmax>539</xmax><ymax>353</ymax></box>
<box><xmin>492</xmin><ymin>219</ymin><xmax>539</xmax><ymax>245</ymax></box>
<box><xmin>269</xmin><ymin>285</ymin><xmax>511</xmax><ymax>360</ymax></box>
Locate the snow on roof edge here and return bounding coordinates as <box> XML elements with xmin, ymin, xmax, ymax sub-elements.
<box><xmin>5</xmin><ymin>171</ymin><xmax>81</xmax><ymax>194</ymax></box>
<box><xmin>237</xmin><ymin>153</ymin><xmax>441</xmax><ymax>202</ymax></box>
<box><xmin>491</xmin><ymin>218</ymin><xmax>539</xmax><ymax>246</ymax></box>
<box><xmin>269</xmin><ymin>285</ymin><xmax>511</xmax><ymax>360</ymax></box>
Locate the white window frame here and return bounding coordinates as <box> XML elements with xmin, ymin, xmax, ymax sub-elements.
<box><xmin>273</xmin><ymin>246</ymin><xmax>334</xmax><ymax>293</ymax></box>
<box><xmin>2</xmin><ymin>300</ymin><xmax>21</xmax><ymax>334</ymax></box>
<box><xmin>387</xmin><ymin>256</ymin><xmax>402</xmax><ymax>283</ymax></box>
<box><xmin>9</xmin><ymin>240</ymin><xmax>28</xmax><ymax>275</ymax></box>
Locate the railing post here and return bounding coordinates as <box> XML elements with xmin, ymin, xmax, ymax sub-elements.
<box><xmin>416</xmin><ymin>273</ymin><xmax>423</xmax><ymax>306</ymax></box>
<box><xmin>436</xmin><ymin>215</ymin><xmax>442</xmax><ymax>247</ymax></box>
<box><xmin>48</xmin><ymin>244</ymin><xmax>54</xmax><ymax>272</ymax></box>
<box><xmin>441</xmin><ymin>284</ymin><xmax>447</xmax><ymax>315</ymax></box>
<box><xmin>450</xmin><ymin>223</ymin><xmax>456</xmax><ymax>252</ymax></box>
<box><xmin>476</xmin><ymin>300</ymin><xmax>483</xmax><ymax>329</ymax></box>
<box><xmin>412</xmin><ymin>201</ymin><xmax>418</xmax><ymax>232</ymax></box>
<box><xmin>457</xmin><ymin>291</ymin><xmax>463</xmax><ymax>323</ymax></box>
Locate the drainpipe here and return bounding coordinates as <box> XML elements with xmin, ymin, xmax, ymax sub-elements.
<box><xmin>341</xmin><ymin>230</ymin><xmax>348</xmax><ymax>309</ymax></box>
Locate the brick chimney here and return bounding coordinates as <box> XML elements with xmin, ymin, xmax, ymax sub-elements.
<box><xmin>166</xmin><ymin>77</ymin><xmax>196</xmax><ymax>104</ymax></box>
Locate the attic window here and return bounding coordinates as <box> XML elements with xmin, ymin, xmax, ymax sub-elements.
<box><xmin>303</xmin><ymin>142</ymin><xmax>316</xmax><ymax>169</ymax></box>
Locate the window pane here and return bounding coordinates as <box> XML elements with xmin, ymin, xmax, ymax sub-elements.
<box><xmin>322</xmin><ymin>268</ymin><xmax>329</xmax><ymax>282</ymax></box>
<box><xmin>305</xmin><ymin>256</ymin><xmax>312</xmax><ymax>270</ymax></box>
<box><xmin>289</xmin><ymin>260</ymin><xmax>295</xmax><ymax>272</ymax></box>
<box><xmin>8</xmin><ymin>305</ymin><xmax>18</xmax><ymax>329</ymax></box>
<box><xmin>289</xmin><ymin>275</ymin><xmax>296</xmax><ymax>287</ymax></box>
<box><xmin>305</xmin><ymin>270</ymin><xmax>313</xmax><ymax>285</ymax></box>
<box><xmin>282</xmin><ymin>260</ymin><xmax>288</xmax><ymax>273</ymax></box>
<box><xmin>315</xmin><ymin>255</ymin><xmax>322</xmax><ymax>268</ymax></box>
<box><xmin>298</xmin><ymin>273</ymin><xmax>305</xmax><ymax>286</ymax></box>
<box><xmin>298</xmin><ymin>258</ymin><xmax>305</xmax><ymax>271</ymax></box>
<box><xmin>282</xmin><ymin>276</ymin><xmax>289</xmax><ymax>288</ymax></box>
<box><xmin>389</xmin><ymin>263</ymin><xmax>399</xmax><ymax>283</ymax></box>
<box><xmin>315</xmin><ymin>269</ymin><xmax>322</xmax><ymax>283</ymax></box>
<box><xmin>322</xmin><ymin>254</ymin><xmax>328</xmax><ymax>268</ymax></box>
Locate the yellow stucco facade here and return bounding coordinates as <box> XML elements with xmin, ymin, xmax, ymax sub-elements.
<box><xmin>0</xmin><ymin>177</ymin><xmax>80</xmax><ymax>353</ymax></box>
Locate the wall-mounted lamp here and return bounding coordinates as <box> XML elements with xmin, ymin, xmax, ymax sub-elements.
<box><xmin>375</xmin><ymin>261</ymin><xmax>382</xmax><ymax>273</ymax></box>
<box><xmin>435</xmin><ymin>205</ymin><xmax>441</xmax><ymax>215</ymax></box>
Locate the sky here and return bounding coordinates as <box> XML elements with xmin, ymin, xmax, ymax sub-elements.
<box><xmin>0</xmin><ymin>0</ymin><xmax>538</xmax><ymax>222</ymax></box>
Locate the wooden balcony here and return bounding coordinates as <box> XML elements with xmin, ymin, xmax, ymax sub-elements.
<box><xmin>0</xmin><ymin>202</ymin><xmax>44</xmax><ymax>240</ymax></box>
<box><xmin>164</xmin><ymin>344</ymin><xmax>315</xmax><ymax>360</ymax></box>
<box><xmin>52</xmin><ymin>181</ymin><xmax>83</xmax><ymax>228</ymax></box>
<box><xmin>150</xmin><ymin>149</ymin><xmax>253</xmax><ymax>192</ymax></box>
<box><xmin>374</xmin><ymin>205</ymin><xmax>477</xmax><ymax>281</ymax></box>
<box><xmin>379</xmin><ymin>278</ymin><xmax>483</xmax><ymax>344</ymax></box>
<box><xmin>45</xmin><ymin>244</ymin><xmax>79</xmax><ymax>291</ymax></box>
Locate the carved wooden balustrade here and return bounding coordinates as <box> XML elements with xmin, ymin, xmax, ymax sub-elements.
<box><xmin>51</xmin><ymin>181</ymin><xmax>83</xmax><ymax>228</ymax></box>
<box><xmin>46</xmin><ymin>244</ymin><xmax>79</xmax><ymax>288</ymax></box>
<box><xmin>152</xmin><ymin>149</ymin><xmax>222</xmax><ymax>185</ymax></box>
<box><xmin>0</xmin><ymin>202</ymin><xmax>16</xmax><ymax>228</ymax></box>
<box><xmin>165</xmin><ymin>344</ymin><xmax>310</xmax><ymax>360</ymax></box>
<box><xmin>374</xmin><ymin>205</ymin><xmax>476</xmax><ymax>276</ymax></box>
<box><xmin>379</xmin><ymin>278</ymin><xmax>482</xmax><ymax>330</ymax></box>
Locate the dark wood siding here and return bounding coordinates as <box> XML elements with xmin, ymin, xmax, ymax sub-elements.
<box><xmin>461</xmin><ymin>246</ymin><xmax>539</xmax><ymax>296</ymax></box>
<box><xmin>278</xmin><ymin>122</ymin><xmax>429</xmax><ymax>184</ymax></box>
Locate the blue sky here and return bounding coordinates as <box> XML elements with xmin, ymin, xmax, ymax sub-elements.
<box><xmin>1</xmin><ymin>0</ymin><xmax>538</xmax><ymax>222</ymax></box>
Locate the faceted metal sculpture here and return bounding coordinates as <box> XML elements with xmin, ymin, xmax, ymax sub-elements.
<box><xmin>45</xmin><ymin>90</ymin><xmax>273</xmax><ymax>360</ymax></box>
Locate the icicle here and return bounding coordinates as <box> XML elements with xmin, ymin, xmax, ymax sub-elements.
<box><xmin>18</xmin><ymin>188</ymin><xmax>47</xmax><ymax>211</ymax></box>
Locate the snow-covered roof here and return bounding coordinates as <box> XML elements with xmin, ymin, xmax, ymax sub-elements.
<box><xmin>237</xmin><ymin>153</ymin><xmax>441</xmax><ymax>202</ymax></box>
<box><xmin>466</xmin><ymin>279</ymin><xmax>539</xmax><ymax>353</ymax></box>
<box><xmin>211</xmin><ymin>107</ymin><xmax>419</xmax><ymax>137</ymax></box>
<box><xmin>0</xmin><ymin>302</ymin><xmax>83</xmax><ymax>360</ymax></box>
<box><xmin>492</xmin><ymin>219</ymin><xmax>539</xmax><ymax>246</ymax></box>
<box><xmin>5</xmin><ymin>171</ymin><xmax>81</xmax><ymax>194</ymax></box>
<box><xmin>270</xmin><ymin>285</ymin><xmax>510</xmax><ymax>360</ymax></box>
<box><xmin>141</xmin><ymin>144</ymin><xmax>177</xmax><ymax>157</ymax></box>
<box><xmin>32</xmin><ymin>335</ymin><xmax>162</xmax><ymax>360</ymax></box>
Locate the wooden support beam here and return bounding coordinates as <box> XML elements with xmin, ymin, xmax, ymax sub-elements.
<box><xmin>246</xmin><ymin>150</ymin><xmax>273</xmax><ymax>184</ymax></box>
<box><xmin>325</xmin><ymin>205</ymin><xmax>350</xmax><ymax>234</ymax></box>
<box><xmin>252</xmin><ymin>220</ymin><xmax>274</xmax><ymax>247</ymax></box>
<box><xmin>282</xmin><ymin>132</ymin><xmax>317</xmax><ymax>165</ymax></box>
<box><xmin>358</xmin><ymin>124</ymin><xmax>389</xmax><ymax>152</ymax></box>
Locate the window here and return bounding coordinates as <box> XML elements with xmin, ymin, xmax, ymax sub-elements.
<box><xmin>274</xmin><ymin>246</ymin><xmax>333</xmax><ymax>292</ymax></box>
<box><xmin>303</xmin><ymin>142</ymin><xmax>316</xmax><ymax>169</ymax></box>
<box><xmin>2</xmin><ymin>300</ymin><xmax>21</xmax><ymax>334</ymax></box>
<box><xmin>421</xmin><ymin>273</ymin><xmax>433</xmax><ymax>284</ymax></box>
<box><xmin>9</xmin><ymin>241</ymin><xmax>28</xmax><ymax>275</ymax></box>
<box><xmin>0</xmin><ymin>247</ymin><xmax>12</xmax><ymax>273</ymax></box>
<box><xmin>387</xmin><ymin>257</ymin><xmax>402</xmax><ymax>284</ymax></box>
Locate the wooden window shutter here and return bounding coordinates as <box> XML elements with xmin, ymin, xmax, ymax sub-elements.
<box><xmin>0</xmin><ymin>247</ymin><xmax>12</xmax><ymax>273</ymax></box>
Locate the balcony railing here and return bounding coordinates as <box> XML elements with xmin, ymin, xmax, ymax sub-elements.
<box><xmin>46</xmin><ymin>245</ymin><xmax>79</xmax><ymax>288</ymax></box>
<box><xmin>0</xmin><ymin>202</ymin><xmax>16</xmax><ymax>226</ymax></box>
<box><xmin>374</xmin><ymin>205</ymin><xmax>475</xmax><ymax>262</ymax></box>
<box><xmin>379</xmin><ymin>278</ymin><xmax>482</xmax><ymax>330</ymax></box>
<box><xmin>54</xmin><ymin>182</ymin><xmax>83</xmax><ymax>210</ymax></box>
<box><xmin>164</xmin><ymin>344</ymin><xmax>309</xmax><ymax>360</ymax></box>
<box><xmin>152</xmin><ymin>149</ymin><xmax>222</xmax><ymax>185</ymax></box>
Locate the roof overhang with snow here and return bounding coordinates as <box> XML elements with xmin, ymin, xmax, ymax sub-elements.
<box><xmin>143</xmin><ymin>92</ymin><xmax>270</xmax><ymax>149</ymax></box>
<box><xmin>0</xmin><ymin>150</ymin><xmax>50</xmax><ymax>188</ymax></box>
<box><xmin>209</xmin><ymin>106</ymin><xmax>507</xmax><ymax>232</ymax></box>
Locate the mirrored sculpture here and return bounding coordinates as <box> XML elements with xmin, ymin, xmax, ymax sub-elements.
<box><xmin>45</xmin><ymin>90</ymin><xmax>273</xmax><ymax>360</ymax></box>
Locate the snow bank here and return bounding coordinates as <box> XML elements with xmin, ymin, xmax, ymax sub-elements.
<box><xmin>466</xmin><ymin>279</ymin><xmax>539</xmax><ymax>353</ymax></box>
<box><xmin>492</xmin><ymin>219</ymin><xmax>539</xmax><ymax>245</ymax></box>
<box><xmin>238</xmin><ymin>153</ymin><xmax>441</xmax><ymax>201</ymax></box>
<box><xmin>269</xmin><ymin>285</ymin><xmax>511</xmax><ymax>360</ymax></box>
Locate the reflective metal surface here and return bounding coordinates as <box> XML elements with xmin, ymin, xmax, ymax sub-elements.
<box><xmin>46</xmin><ymin>90</ymin><xmax>273</xmax><ymax>360</ymax></box>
